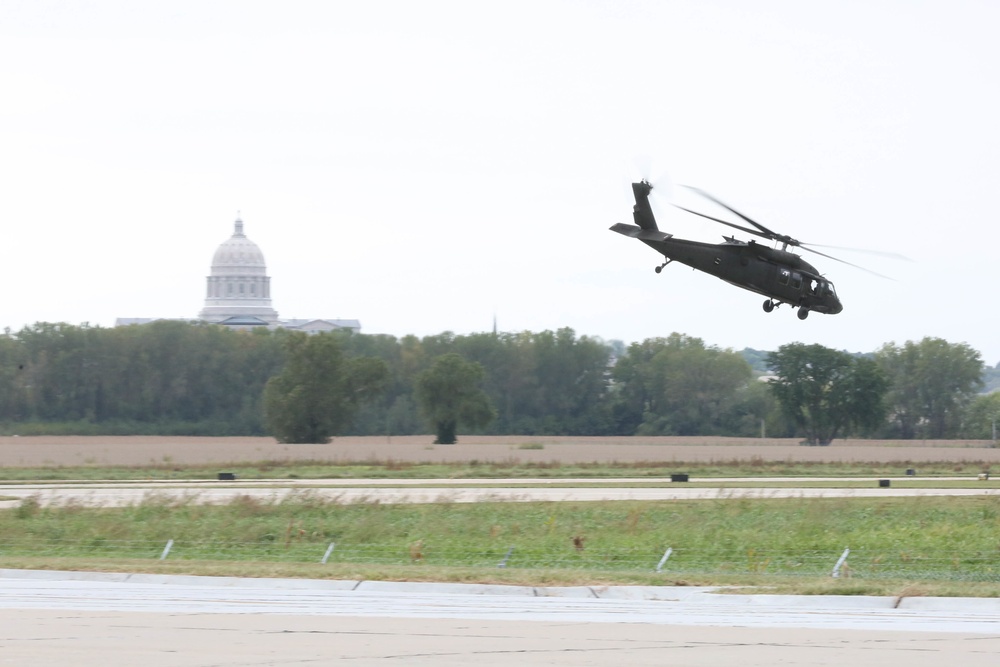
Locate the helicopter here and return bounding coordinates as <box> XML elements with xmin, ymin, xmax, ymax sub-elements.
<box><xmin>609</xmin><ymin>180</ymin><xmax>880</xmax><ymax>320</ymax></box>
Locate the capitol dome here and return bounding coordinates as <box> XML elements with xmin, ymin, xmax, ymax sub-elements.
<box><xmin>198</xmin><ymin>217</ymin><xmax>279</xmax><ymax>324</ymax></box>
<box><xmin>210</xmin><ymin>219</ymin><xmax>267</xmax><ymax>272</ymax></box>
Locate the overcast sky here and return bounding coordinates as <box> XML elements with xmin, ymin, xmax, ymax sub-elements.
<box><xmin>2</xmin><ymin>0</ymin><xmax>998</xmax><ymax>363</ymax></box>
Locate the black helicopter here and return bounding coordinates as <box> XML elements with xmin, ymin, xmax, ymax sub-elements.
<box><xmin>610</xmin><ymin>180</ymin><xmax>870</xmax><ymax>320</ymax></box>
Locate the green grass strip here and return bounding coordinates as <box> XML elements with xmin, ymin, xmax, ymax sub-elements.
<box><xmin>3</xmin><ymin>493</ymin><xmax>1000</xmax><ymax>594</ymax></box>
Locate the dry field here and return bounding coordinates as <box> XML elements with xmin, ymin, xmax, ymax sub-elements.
<box><xmin>0</xmin><ymin>435</ymin><xmax>998</xmax><ymax>468</ymax></box>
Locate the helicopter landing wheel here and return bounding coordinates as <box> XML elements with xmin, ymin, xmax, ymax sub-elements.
<box><xmin>654</xmin><ymin>266</ymin><xmax>662</xmax><ymax>274</ymax></box>
<box><xmin>763</xmin><ymin>300</ymin><xmax>775</xmax><ymax>313</ymax></box>
<box><xmin>797</xmin><ymin>307</ymin><xmax>809</xmax><ymax>320</ymax></box>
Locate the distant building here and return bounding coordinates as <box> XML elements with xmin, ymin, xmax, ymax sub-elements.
<box><xmin>198</xmin><ymin>217</ymin><xmax>279</xmax><ymax>325</ymax></box>
<box><xmin>117</xmin><ymin>216</ymin><xmax>360</xmax><ymax>334</ymax></box>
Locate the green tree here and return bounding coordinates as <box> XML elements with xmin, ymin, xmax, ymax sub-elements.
<box><xmin>0</xmin><ymin>330</ymin><xmax>30</xmax><ymax>422</ymax></box>
<box><xmin>415</xmin><ymin>353</ymin><xmax>495</xmax><ymax>444</ymax></box>
<box><xmin>876</xmin><ymin>338</ymin><xmax>984</xmax><ymax>439</ymax></box>
<box><xmin>264</xmin><ymin>332</ymin><xmax>388</xmax><ymax>443</ymax></box>
<box><xmin>720</xmin><ymin>379</ymin><xmax>788</xmax><ymax>437</ymax></box>
<box><xmin>529</xmin><ymin>328</ymin><xmax>613</xmax><ymax>434</ymax></box>
<box><xmin>962</xmin><ymin>392</ymin><xmax>1000</xmax><ymax>441</ymax></box>
<box><xmin>983</xmin><ymin>363</ymin><xmax>1000</xmax><ymax>393</ymax></box>
<box><xmin>611</xmin><ymin>334</ymin><xmax>752</xmax><ymax>435</ymax></box>
<box><xmin>460</xmin><ymin>328</ymin><xmax>612</xmax><ymax>435</ymax></box>
<box><xmin>768</xmin><ymin>343</ymin><xmax>889</xmax><ymax>445</ymax></box>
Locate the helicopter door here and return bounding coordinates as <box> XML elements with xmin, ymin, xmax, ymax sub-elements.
<box><xmin>778</xmin><ymin>269</ymin><xmax>790</xmax><ymax>285</ymax></box>
<box><xmin>790</xmin><ymin>272</ymin><xmax>802</xmax><ymax>290</ymax></box>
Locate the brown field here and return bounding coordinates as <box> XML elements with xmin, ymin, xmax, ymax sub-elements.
<box><xmin>0</xmin><ymin>435</ymin><xmax>998</xmax><ymax>467</ymax></box>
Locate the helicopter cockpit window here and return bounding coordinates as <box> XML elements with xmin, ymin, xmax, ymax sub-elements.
<box><xmin>778</xmin><ymin>269</ymin><xmax>790</xmax><ymax>285</ymax></box>
<box><xmin>826</xmin><ymin>282</ymin><xmax>837</xmax><ymax>297</ymax></box>
<box><xmin>790</xmin><ymin>272</ymin><xmax>802</xmax><ymax>290</ymax></box>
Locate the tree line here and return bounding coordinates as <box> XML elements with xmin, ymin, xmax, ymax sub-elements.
<box><xmin>0</xmin><ymin>321</ymin><xmax>996</xmax><ymax>443</ymax></box>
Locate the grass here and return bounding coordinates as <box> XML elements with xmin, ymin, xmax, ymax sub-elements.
<box><xmin>517</xmin><ymin>442</ymin><xmax>545</xmax><ymax>450</ymax></box>
<box><xmin>3</xmin><ymin>493</ymin><xmax>1000</xmax><ymax>595</ymax></box>
<box><xmin>0</xmin><ymin>458</ymin><xmax>994</xmax><ymax>481</ymax></box>
<box><xmin>3</xmin><ymin>453</ymin><xmax>996</xmax><ymax>594</ymax></box>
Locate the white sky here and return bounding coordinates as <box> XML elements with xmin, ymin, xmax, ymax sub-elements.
<box><xmin>2</xmin><ymin>0</ymin><xmax>998</xmax><ymax>363</ymax></box>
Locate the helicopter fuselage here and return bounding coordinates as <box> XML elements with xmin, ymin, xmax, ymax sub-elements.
<box><xmin>610</xmin><ymin>223</ymin><xmax>843</xmax><ymax>316</ymax></box>
<box><xmin>611</xmin><ymin>180</ymin><xmax>844</xmax><ymax>319</ymax></box>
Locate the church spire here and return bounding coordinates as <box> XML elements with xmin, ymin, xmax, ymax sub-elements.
<box><xmin>234</xmin><ymin>212</ymin><xmax>244</xmax><ymax>237</ymax></box>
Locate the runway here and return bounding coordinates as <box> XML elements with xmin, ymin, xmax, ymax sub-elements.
<box><xmin>4</xmin><ymin>479</ymin><xmax>1000</xmax><ymax>665</ymax></box>
<box><xmin>4</xmin><ymin>478</ymin><xmax>999</xmax><ymax>664</ymax></box>
<box><xmin>1</xmin><ymin>570</ymin><xmax>999</xmax><ymax>666</ymax></box>
<box><xmin>1</xmin><ymin>478</ymin><xmax>998</xmax><ymax>508</ymax></box>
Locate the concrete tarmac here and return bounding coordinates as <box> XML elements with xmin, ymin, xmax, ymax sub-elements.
<box><xmin>4</xmin><ymin>610</ymin><xmax>1000</xmax><ymax>667</ymax></box>
<box><xmin>2</xmin><ymin>570</ymin><xmax>999</xmax><ymax>666</ymax></box>
<box><xmin>2</xmin><ymin>479</ymin><xmax>1000</xmax><ymax>508</ymax></box>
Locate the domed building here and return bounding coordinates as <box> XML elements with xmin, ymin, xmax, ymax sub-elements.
<box><xmin>198</xmin><ymin>217</ymin><xmax>279</xmax><ymax>325</ymax></box>
<box><xmin>116</xmin><ymin>215</ymin><xmax>361</xmax><ymax>334</ymax></box>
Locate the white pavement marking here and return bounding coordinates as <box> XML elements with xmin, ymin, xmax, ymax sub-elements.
<box><xmin>2</xmin><ymin>481</ymin><xmax>1000</xmax><ymax>507</ymax></box>
<box><xmin>1</xmin><ymin>572</ymin><xmax>999</xmax><ymax>634</ymax></box>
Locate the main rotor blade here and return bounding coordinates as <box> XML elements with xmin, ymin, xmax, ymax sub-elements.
<box><xmin>672</xmin><ymin>204</ymin><xmax>772</xmax><ymax>240</ymax></box>
<box><xmin>682</xmin><ymin>186</ymin><xmax>781</xmax><ymax>239</ymax></box>
<box><xmin>799</xmin><ymin>245</ymin><xmax>893</xmax><ymax>279</ymax></box>
<box><xmin>675</xmin><ymin>183</ymin><xmax>902</xmax><ymax>278</ymax></box>
<box><xmin>802</xmin><ymin>242</ymin><xmax>912</xmax><ymax>262</ymax></box>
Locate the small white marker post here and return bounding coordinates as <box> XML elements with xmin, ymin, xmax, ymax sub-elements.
<box><xmin>159</xmin><ymin>539</ymin><xmax>174</xmax><ymax>561</ymax></box>
<box><xmin>832</xmin><ymin>547</ymin><xmax>850</xmax><ymax>578</ymax></box>
<box><xmin>655</xmin><ymin>547</ymin><xmax>673</xmax><ymax>572</ymax></box>
<box><xmin>321</xmin><ymin>542</ymin><xmax>336</xmax><ymax>564</ymax></box>
<box><xmin>497</xmin><ymin>546</ymin><xmax>514</xmax><ymax>568</ymax></box>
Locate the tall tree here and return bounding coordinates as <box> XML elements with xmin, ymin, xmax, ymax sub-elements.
<box><xmin>962</xmin><ymin>392</ymin><xmax>1000</xmax><ymax>440</ymax></box>
<box><xmin>415</xmin><ymin>353</ymin><xmax>495</xmax><ymax>444</ymax></box>
<box><xmin>876</xmin><ymin>337</ymin><xmax>984</xmax><ymax>439</ymax></box>
<box><xmin>768</xmin><ymin>343</ymin><xmax>889</xmax><ymax>445</ymax></box>
<box><xmin>530</xmin><ymin>328</ymin><xmax>613</xmax><ymax>434</ymax></box>
<box><xmin>721</xmin><ymin>379</ymin><xmax>787</xmax><ymax>438</ymax></box>
<box><xmin>611</xmin><ymin>334</ymin><xmax>752</xmax><ymax>435</ymax></box>
<box><xmin>264</xmin><ymin>332</ymin><xmax>388</xmax><ymax>443</ymax></box>
<box><xmin>453</xmin><ymin>332</ymin><xmax>533</xmax><ymax>433</ymax></box>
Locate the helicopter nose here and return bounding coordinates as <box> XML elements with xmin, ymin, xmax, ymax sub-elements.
<box><xmin>831</xmin><ymin>299</ymin><xmax>843</xmax><ymax>314</ymax></box>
